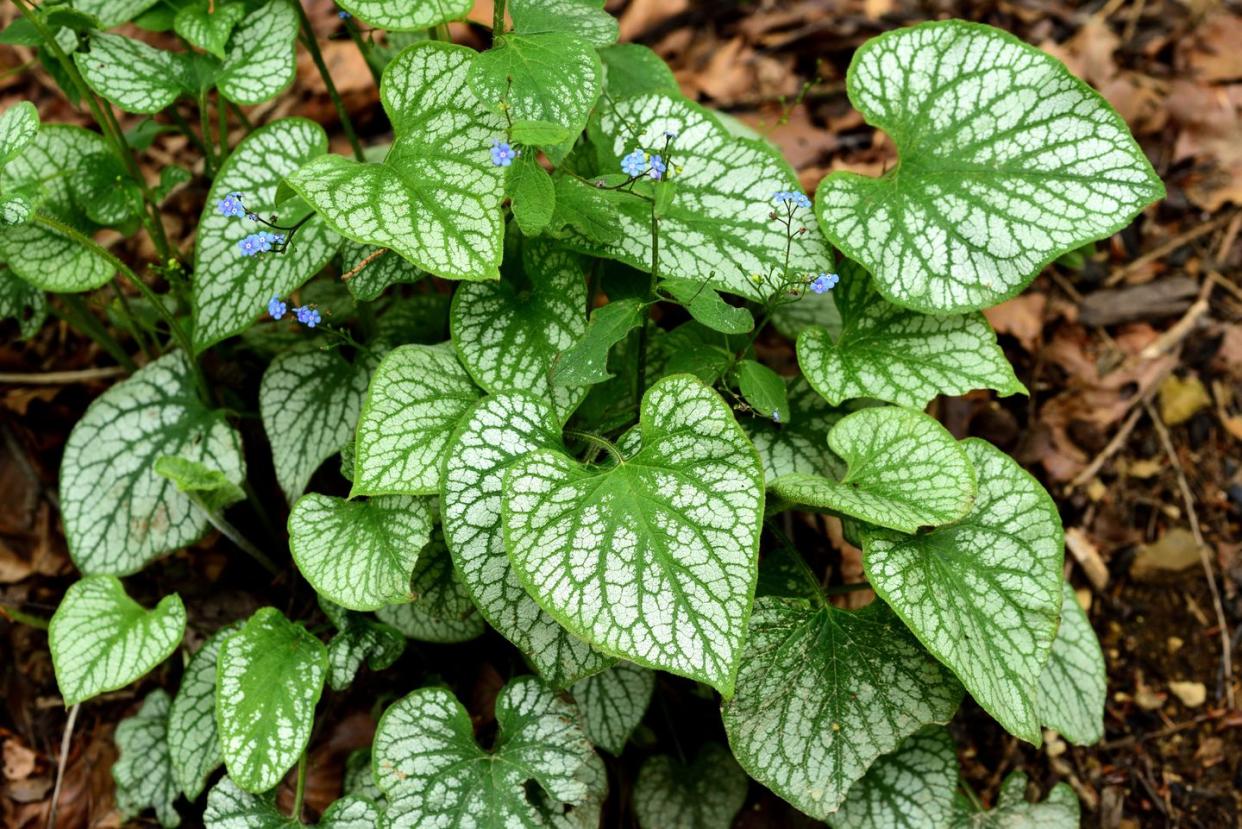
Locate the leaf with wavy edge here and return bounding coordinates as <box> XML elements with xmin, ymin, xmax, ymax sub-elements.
<box><xmin>740</xmin><ymin>375</ymin><xmax>845</xmax><ymax>485</ymax></box>
<box><xmin>174</xmin><ymin>2</ymin><xmax>245</xmax><ymax>59</ymax></box>
<box><xmin>169</xmin><ymin>626</ymin><xmax>236</xmax><ymax>800</ymax></box>
<box><xmin>571</xmin><ymin>661</ymin><xmax>654</xmax><ymax>755</ymax></box>
<box><xmin>1034</xmin><ymin>582</ymin><xmax>1105</xmax><ymax>745</ymax></box>
<box><xmin>204</xmin><ymin>775</ymin><xmax>382</xmax><ymax>828</ymax></box>
<box><xmin>817</xmin><ymin>20</ymin><xmax>1164</xmax><ymax>313</ymax></box>
<box><xmin>828</xmin><ymin>727</ymin><xmax>957</xmax><ymax>829</ymax></box>
<box><xmin>634</xmin><ymin>744</ymin><xmax>747</xmax><ymax>829</ymax></box>
<box><xmin>335</xmin><ymin>0</ymin><xmax>471</xmax><ymax>31</ymax></box>
<box><xmin>217</xmin><ymin>0</ymin><xmax>298</xmax><ymax>105</ymax></box>
<box><xmin>75</xmin><ymin>33</ymin><xmax>189</xmax><ymax>114</ymax></box>
<box><xmin>863</xmin><ymin>438</ymin><xmax>1064</xmax><ymax>744</ymax></box>
<box><xmin>951</xmin><ymin>772</ymin><xmax>1079</xmax><ymax>828</ymax></box>
<box><xmin>510</xmin><ymin>0</ymin><xmax>618</xmax><ymax>47</ymax></box>
<box><xmin>50</xmin><ymin>576</ymin><xmax>186</xmax><ymax>706</ymax></box>
<box><xmin>469</xmin><ymin>32</ymin><xmax>602</xmax><ymax>135</ymax></box>
<box><xmin>114</xmin><ymin>690</ymin><xmax>180</xmax><ymax>828</ymax></box>
<box><xmin>375</xmin><ymin>532</ymin><xmax>486</xmax><ymax>643</ymax></box>
<box><xmin>771</xmin><ymin>406</ymin><xmax>975</xmax><ymax>533</ymax></box>
<box><xmin>320</xmin><ymin>599</ymin><xmax>406</xmax><ymax>691</ymax></box>
<box><xmin>73</xmin><ymin>0</ymin><xmax>160</xmax><ymax>28</ymax></box>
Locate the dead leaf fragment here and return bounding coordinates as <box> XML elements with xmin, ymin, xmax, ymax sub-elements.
<box><xmin>3</xmin><ymin>738</ymin><xmax>37</xmax><ymax>780</ymax></box>
<box><xmin>1159</xmin><ymin>375</ymin><xmax>1212</xmax><ymax>425</ymax></box>
<box><xmin>1131</xmin><ymin>527</ymin><xmax>1204</xmax><ymax>581</ymax></box>
<box><xmin>1168</xmin><ymin>680</ymin><xmax>1207</xmax><ymax>708</ymax></box>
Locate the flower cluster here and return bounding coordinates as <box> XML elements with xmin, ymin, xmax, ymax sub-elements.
<box><xmin>491</xmin><ymin>140</ymin><xmax>519</xmax><ymax>167</ymax></box>
<box><xmin>809</xmin><ymin>272</ymin><xmax>839</xmax><ymax>294</ymax></box>
<box><xmin>238</xmin><ymin>231</ymin><xmax>285</xmax><ymax>256</ymax></box>
<box><xmin>267</xmin><ymin>297</ymin><xmax>287</xmax><ymax>320</ymax></box>
<box><xmin>217</xmin><ymin>192</ymin><xmax>245</xmax><ymax>218</ymax></box>
<box><xmin>620</xmin><ymin>150</ymin><xmax>668</xmax><ymax>180</ymax></box>
<box><xmin>773</xmin><ymin>191</ymin><xmax>811</xmax><ymax>209</ymax></box>
<box><xmin>267</xmin><ymin>296</ymin><xmax>321</xmax><ymax>328</ymax></box>
<box><xmin>295</xmin><ymin>306</ymin><xmax>321</xmax><ymax>328</ymax></box>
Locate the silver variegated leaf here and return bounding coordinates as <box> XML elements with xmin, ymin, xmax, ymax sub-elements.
<box><xmin>114</xmin><ymin>689</ymin><xmax>181</xmax><ymax>828</ymax></box>
<box><xmin>442</xmin><ymin>391</ymin><xmax>611</xmax><ymax>687</ymax></box>
<box><xmin>771</xmin><ymin>406</ymin><xmax>975</xmax><ymax>533</ymax></box>
<box><xmin>469</xmin><ymin>32</ymin><xmax>603</xmax><ymax>135</ymax></box>
<box><xmin>174</xmin><ymin>2</ymin><xmax>246</xmax><ymax>59</ymax></box>
<box><xmin>217</xmin><ymin>0</ymin><xmax>299</xmax><ymax>105</ymax></box>
<box><xmin>49</xmin><ymin>576</ymin><xmax>186</xmax><ymax>706</ymax></box>
<box><xmin>375</xmin><ymin>533</ymin><xmax>486</xmax><ymax>643</ymax></box>
<box><xmin>75</xmin><ymin>33</ymin><xmax>189</xmax><ymax>114</ymax></box>
<box><xmin>59</xmin><ymin>351</ymin><xmax>245</xmax><ymax>575</ymax></box>
<box><xmin>321</xmin><ymin>599</ymin><xmax>406</xmax><ymax>691</ymax></box>
<box><xmin>634</xmin><ymin>744</ymin><xmax>747</xmax><ymax>829</ymax></box>
<box><xmin>510</xmin><ymin>0</ymin><xmax>618</xmax><ymax>48</ymax></box>
<box><xmin>170</xmin><ymin>626</ymin><xmax>237</xmax><ymax>800</ymax></box>
<box><xmin>570</xmin><ymin>661</ymin><xmax>654</xmax><ymax>755</ymax></box>
<box><xmin>863</xmin><ymin>439</ymin><xmax>1064</xmax><ymax>744</ymax></box>
<box><xmin>817</xmin><ymin>20</ymin><xmax>1165</xmax><ymax>313</ymax></box>
<box><xmin>74</xmin><ymin>0</ymin><xmax>161</xmax><ymax>28</ymax></box>
<box><xmin>341</xmin><ymin>241</ymin><xmax>423</xmax><ymax>302</ymax></box>
<box><xmin>204</xmin><ymin>775</ymin><xmax>382</xmax><ymax>828</ymax></box>
<box><xmin>0</xmin><ymin>266</ymin><xmax>46</xmax><ymax>338</ymax></box>
<box><xmin>335</xmin><ymin>0</ymin><xmax>471</xmax><ymax>31</ymax></box>
<box><xmin>741</xmin><ymin>375</ymin><xmax>846</xmax><ymax>484</ymax></box>
<box><xmin>0</xmin><ymin>101</ymin><xmax>38</xmax><ymax>167</ymax></box>
<box><xmin>829</xmin><ymin>727</ymin><xmax>958</xmax><ymax>829</ymax></box>
<box><xmin>951</xmin><ymin>772</ymin><xmax>1079</xmax><ymax>828</ymax></box>
<box><xmin>1034</xmin><ymin>582</ymin><xmax>1106</xmax><ymax>745</ymax></box>
<box><xmin>503</xmin><ymin>374</ymin><xmax>764</xmax><ymax>695</ymax></box>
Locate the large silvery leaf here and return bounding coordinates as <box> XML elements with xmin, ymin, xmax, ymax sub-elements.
<box><xmin>565</xmin><ymin>93</ymin><xmax>833</xmax><ymax>301</ymax></box>
<box><xmin>373</xmin><ymin>676</ymin><xmax>602</xmax><ymax>828</ymax></box>
<box><xmin>503</xmin><ymin>374</ymin><xmax>764</xmax><ymax>695</ymax></box>
<box><xmin>741</xmin><ymin>376</ymin><xmax>846</xmax><ymax>485</ymax></box>
<box><xmin>1034</xmin><ymin>582</ymin><xmax>1106</xmax><ymax>745</ymax></box>
<box><xmin>335</xmin><ymin>0</ymin><xmax>470</xmax><ymax>31</ymax></box>
<box><xmin>216</xmin><ymin>0</ymin><xmax>299</xmax><ymax>105</ymax></box>
<box><xmin>570</xmin><ymin>661</ymin><xmax>654</xmax><ymax>755</ymax></box>
<box><xmin>509</xmin><ymin>0</ymin><xmax>618</xmax><ymax>48</ymax></box>
<box><xmin>951</xmin><ymin>772</ymin><xmax>1079</xmax><ymax>828</ymax></box>
<box><xmin>204</xmin><ymin>775</ymin><xmax>382</xmax><ymax>828</ymax></box>
<box><xmin>0</xmin><ymin>267</ymin><xmax>46</xmax><ymax>339</ymax></box>
<box><xmin>375</xmin><ymin>532</ymin><xmax>486</xmax><ymax>643</ymax></box>
<box><xmin>261</xmin><ymin>348</ymin><xmax>372</xmax><ymax>503</ymax></box>
<box><xmin>174</xmin><ymin>1</ymin><xmax>246</xmax><ymax>60</ymax></box>
<box><xmin>193</xmin><ymin>119</ymin><xmax>339</xmax><ymax>351</ymax></box>
<box><xmin>114</xmin><ymin>690</ymin><xmax>180</xmax><ymax>828</ymax></box>
<box><xmin>0</xmin><ymin>101</ymin><xmax>38</xmax><ymax>167</ymax></box>
<box><xmin>352</xmin><ymin>344</ymin><xmax>480</xmax><ymax>496</ymax></box>
<box><xmin>341</xmin><ymin>240</ymin><xmax>424</xmax><ymax>302</ymax></box>
<box><xmin>828</xmin><ymin>727</ymin><xmax>958</xmax><ymax>829</ymax></box>
<box><xmin>288</xmin><ymin>42</ymin><xmax>505</xmax><ymax>282</ymax></box>
<box><xmin>771</xmin><ymin>406</ymin><xmax>975</xmax><ymax>533</ymax></box>
<box><xmin>450</xmin><ymin>241</ymin><xmax>587</xmax><ymax>422</ymax></box>
<box><xmin>289</xmin><ymin>493</ymin><xmax>434</xmax><ymax>611</ymax></box>
<box><xmin>817</xmin><ymin>20</ymin><xmax>1165</xmax><ymax>313</ymax></box>
<box><xmin>863</xmin><ymin>438</ymin><xmax>1064</xmax><ymax>744</ymax></box>
<box><xmin>0</xmin><ymin>125</ymin><xmax>114</xmax><ymax>291</ymax></box>
<box><xmin>169</xmin><ymin>626</ymin><xmax>236</xmax><ymax>800</ymax></box>
<box><xmin>797</xmin><ymin>263</ymin><xmax>1025</xmax><ymax>408</ymax></box>
<box><xmin>442</xmin><ymin>391</ymin><xmax>611</xmax><ymax>687</ymax></box>
<box><xmin>722</xmin><ymin>596</ymin><xmax>961</xmax><ymax>821</ymax></box>
<box><xmin>49</xmin><ymin>576</ymin><xmax>186</xmax><ymax>706</ymax></box>
<box><xmin>469</xmin><ymin>32</ymin><xmax>602</xmax><ymax>135</ymax></box>
<box><xmin>60</xmin><ymin>351</ymin><xmax>245</xmax><ymax>575</ymax></box>
<box><xmin>320</xmin><ymin>599</ymin><xmax>406</xmax><ymax>691</ymax></box>
<box><xmin>216</xmin><ymin>608</ymin><xmax>328</xmax><ymax>793</ymax></box>
<box><xmin>634</xmin><ymin>744</ymin><xmax>747</xmax><ymax>829</ymax></box>
<box><xmin>71</xmin><ymin>0</ymin><xmax>159</xmax><ymax>27</ymax></box>
<box><xmin>75</xmin><ymin>34</ymin><xmax>189</xmax><ymax>114</ymax></box>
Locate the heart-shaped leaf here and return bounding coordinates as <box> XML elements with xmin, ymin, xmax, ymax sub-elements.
<box><xmin>952</xmin><ymin>772</ymin><xmax>1079</xmax><ymax>828</ymax></box>
<box><xmin>797</xmin><ymin>262</ymin><xmax>1025</xmax><ymax>408</ymax></box>
<box><xmin>320</xmin><ymin>599</ymin><xmax>406</xmax><ymax>691</ymax></box>
<box><xmin>261</xmin><ymin>347</ymin><xmax>373</xmax><ymax>503</ymax></box>
<box><xmin>442</xmin><ymin>391</ymin><xmax>612</xmax><ymax>687</ymax></box>
<box><xmin>288</xmin><ymin>42</ymin><xmax>506</xmax><ymax>281</ymax></box>
<box><xmin>550</xmin><ymin>297</ymin><xmax>646</xmax><ymax>387</ymax></box>
<box><xmin>0</xmin><ymin>267</ymin><xmax>46</xmax><ymax>339</ymax></box>
<box><xmin>216</xmin><ymin>607</ymin><xmax>328</xmax><ymax>793</ymax></box>
<box><xmin>174</xmin><ymin>1</ymin><xmax>245</xmax><ymax>59</ymax></box>
<box><xmin>721</xmin><ymin>596</ymin><xmax>963</xmax><ymax>820</ymax></box>
<box><xmin>571</xmin><ymin>661</ymin><xmax>654</xmax><ymax>756</ymax></box>
<box><xmin>217</xmin><ymin>0</ymin><xmax>299</xmax><ymax>105</ymax></box>
<box><xmin>49</xmin><ymin>576</ymin><xmax>186</xmax><ymax>706</ymax></box>
<box><xmin>828</xmin><ymin>727</ymin><xmax>958</xmax><ymax>829</ymax></box>
<box><xmin>862</xmin><ymin>438</ymin><xmax>1064</xmax><ymax>744</ymax></box>
<box><xmin>564</xmin><ymin>93</ymin><xmax>833</xmax><ymax>302</ymax></box>
<box><xmin>75</xmin><ymin>33</ymin><xmax>189</xmax><ymax>114</ymax></box>
<box><xmin>469</xmin><ymin>32</ymin><xmax>602</xmax><ymax>135</ymax></box>
<box><xmin>289</xmin><ymin>493</ymin><xmax>435</xmax><ymax>611</ymax></box>
<box><xmin>0</xmin><ymin>101</ymin><xmax>38</xmax><ymax>167</ymax></box>
<box><xmin>169</xmin><ymin>626</ymin><xmax>236</xmax><ymax>800</ymax></box>
<box><xmin>771</xmin><ymin>406</ymin><xmax>975</xmax><ymax>533</ymax></box>
<box><xmin>375</xmin><ymin>531</ymin><xmax>486</xmax><ymax>643</ymax></box>
<box><xmin>335</xmin><ymin>0</ymin><xmax>471</xmax><ymax>31</ymax></box>
<box><xmin>373</xmin><ymin>676</ymin><xmax>604</xmax><ymax>828</ymax></box>
<box><xmin>510</xmin><ymin>0</ymin><xmax>618</xmax><ymax>47</ymax></box>
<box><xmin>192</xmin><ymin>118</ymin><xmax>339</xmax><ymax>351</ymax></box>
<box><xmin>451</xmin><ymin>240</ymin><xmax>587</xmax><ymax>422</ymax></box>
<box><xmin>204</xmin><ymin>776</ymin><xmax>381</xmax><ymax>828</ymax></box>
<box><xmin>599</xmin><ymin>44</ymin><xmax>678</xmax><ymax>98</ymax></box>
<box><xmin>60</xmin><ymin>351</ymin><xmax>245</xmax><ymax>575</ymax></box>
<box><xmin>113</xmin><ymin>690</ymin><xmax>180</xmax><ymax>828</ymax></box>
<box><xmin>352</xmin><ymin>343</ymin><xmax>481</xmax><ymax>496</ymax></box>
<box><xmin>816</xmin><ymin>20</ymin><xmax>1165</xmax><ymax>313</ymax></box>
<box><xmin>634</xmin><ymin>744</ymin><xmax>747</xmax><ymax>829</ymax></box>
<box><xmin>1034</xmin><ymin>582</ymin><xmax>1105</xmax><ymax>745</ymax></box>
<box><xmin>503</xmin><ymin>374</ymin><xmax>764</xmax><ymax>694</ymax></box>
<box><xmin>740</xmin><ymin>376</ymin><xmax>845</xmax><ymax>484</ymax></box>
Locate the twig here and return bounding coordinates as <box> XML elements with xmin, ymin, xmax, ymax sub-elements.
<box><xmin>47</xmin><ymin>703</ymin><xmax>80</xmax><ymax>829</ymax></box>
<box><xmin>0</xmin><ymin>603</ymin><xmax>50</xmax><ymax>629</ymax></box>
<box><xmin>1065</xmin><ymin>527</ymin><xmax>1109</xmax><ymax>591</ymax></box>
<box><xmin>1105</xmin><ymin>208</ymin><xmax>1240</xmax><ymax>287</ymax></box>
<box><xmin>341</xmin><ymin>247</ymin><xmax>388</xmax><ymax>281</ymax></box>
<box><xmin>1138</xmin><ymin>277</ymin><xmax>1213</xmax><ymax>360</ymax></box>
<box><xmin>1143</xmin><ymin>398</ymin><xmax>1235</xmax><ymax>709</ymax></box>
<box><xmin>0</xmin><ymin>366</ymin><xmax>128</xmax><ymax>385</ymax></box>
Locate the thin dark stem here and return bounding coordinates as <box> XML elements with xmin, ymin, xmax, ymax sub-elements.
<box><xmin>635</xmin><ymin>202</ymin><xmax>659</xmax><ymax>405</ymax></box>
<box><xmin>227</xmin><ymin>101</ymin><xmax>254</xmax><ymax>132</ymax></box>
<box><xmin>111</xmin><ymin>280</ymin><xmax>157</xmax><ymax>360</ymax></box>
<box><xmin>296</xmin><ymin>3</ymin><xmax>365</xmax><ymax>162</ymax></box>
<box><xmin>189</xmin><ymin>494</ymin><xmax>281</xmax><ymax>576</ymax></box>
<box><xmin>0</xmin><ymin>604</ymin><xmax>50</xmax><ymax>629</ymax></box>
<box><xmin>199</xmin><ymin>91</ymin><xmax>216</xmax><ymax>176</ymax></box>
<box><xmin>217</xmin><ymin>93</ymin><xmax>229</xmax><ymax>160</ymax></box>
<box><xmin>343</xmin><ymin>20</ymin><xmax>382</xmax><ymax>86</ymax></box>
<box><xmin>55</xmin><ymin>296</ymin><xmax>137</xmax><ymax>371</ymax></box>
<box><xmin>168</xmin><ymin>106</ymin><xmax>210</xmax><ymax>157</ymax></box>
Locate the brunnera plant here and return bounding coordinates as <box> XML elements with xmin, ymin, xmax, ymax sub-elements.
<box><xmin>2</xmin><ymin>0</ymin><xmax>1160</xmax><ymax>826</ymax></box>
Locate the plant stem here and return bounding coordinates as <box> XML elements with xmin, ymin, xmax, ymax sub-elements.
<box><xmin>0</xmin><ymin>604</ymin><xmax>49</xmax><ymax>629</ymax></box>
<box><xmin>199</xmin><ymin>91</ymin><xmax>216</xmax><ymax>176</ymax></box>
<box><xmin>47</xmin><ymin>703</ymin><xmax>80</xmax><ymax>829</ymax></box>
<box><xmin>111</xmin><ymin>280</ymin><xmax>157</xmax><ymax>360</ymax></box>
<box><xmin>343</xmin><ymin>20</ymin><xmax>382</xmax><ymax>87</ymax></box>
<box><xmin>566</xmin><ymin>430</ymin><xmax>624</xmax><ymax>464</ymax></box>
<box><xmin>189</xmin><ymin>494</ymin><xmax>281</xmax><ymax>577</ymax></box>
<box><xmin>228</xmin><ymin>101</ymin><xmax>254</xmax><ymax>132</ymax></box>
<box><xmin>635</xmin><ymin>203</ymin><xmax>660</xmax><ymax>405</ymax></box>
<box><xmin>168</xmin><ymin>106</ymin><xmax>210</xmax><ymax>158</ymax></box>
<box><xmin>291</xmin><ymin>750</ymin><xmax>308</xmax><ymax>823</ymax></box>
<box><xmin>493</xmin><ymin>0</ymin><xmax>507</xmax><ymax>36</ymax></box>
<box><xmin>217</xmin><ymin>93</ymin><xmax>229</xmax><ymax>160</ymax></box>
<box><xmin>295</xmin><ymin>3</ymin><xmax>365</xmax><ymax>162</ymax></box>
<box><xmin>55</xmin><ymin>295</ymin><xmax>137</xmax><ymax>371</ymax></box>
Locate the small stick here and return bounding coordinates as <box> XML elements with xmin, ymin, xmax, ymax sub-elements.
<box><xmin>341</xmin><ymin>247</ymin><xmax>388</xmax><ymax>281</ymax></box>
<box><xmin>47</xmin><ymin>703</ymin><xmax>80</xmax><ymax>829</ymax></box>
<box><xmin>0</xmin><ymin>366</ymin><xmax>127</xmax><ymax>385</ymax></box>
<box><xmin>1105</xmin><ymin>208</ymin><xmax>1239</xmax><ymax>287</ymax></box>
<box><xmin>1138</xmin><ymin>276</ymin><xmax>1213</xmax><ymax>360</ymax></box>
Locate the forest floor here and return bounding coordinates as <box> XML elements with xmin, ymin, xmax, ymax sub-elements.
<box><xmin>1</xmin><ymin>0</ymin><xmax>1241</xmax><ymax>827</ymax></box>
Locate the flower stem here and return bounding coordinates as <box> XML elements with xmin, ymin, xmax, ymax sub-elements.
<box><xmin>296</xmin><ymin>3</ymin><xmax>365</xmax><ymax>163</ymax></box>
<box><xmin>635</xmin><ymin>202</ymin><xmax>659</xmax><ymax>405</ymax></box>
<box><xmin>0</xmin><ymin>603</ymin><xmax>49</xmax><ymax>630</ymax></box>
<box><xmin>343</xmin><ymin>19</ymin><xmax>382</xmax><ymax>87</ymax></box>
<box><xmin>54</xmin><ymin>296</ymin><xmax>137</xmax><ymax>372</ymax></box>
<box><xmin>111</xmin><ymin>279</ymin><xmax>158</xmax><ymax>360</ymax></box>
<box><xmin>189</xmin><ymin>493</ymin><xmax>281</xmax><ymax>576</ymax></box>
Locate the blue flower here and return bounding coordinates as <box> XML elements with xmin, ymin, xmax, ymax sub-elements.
<box><xmin>294</xmin><ymin>306</ymin><xmax>321</xmax><ymax>328</ymax></box>
<box><xmin>338</xmin><ymin>9</ymin><xmax>351</xmax><ymax>19</ymax></box>
<box><xmin>621</xmin><ymin>150</ymin><xmax>648</xmax><ymax>177</ymax></box>
<box><xmin>217</xmin><ymin>192</ymin><xmax>244</xmax><ymax>218</ymax></box>
<box><xmin>663</xmin><ymin>130</ymin><xmax>678</xmax><ymax>140</ymax></box>
<box><xmin>268</xmin><ymin>296</ymin><xmax>287</xmax><ymax>319</ymax></box>
<box><xmin>771</xmin><ymin>410</ymin><xmax>782</xmax><ymax>424</ymax></box>
<box><xmin>809</xmin><ymin>272</ymin><xmax>839</xmax><ymax>294</ymax></box>
<box><xmin>238</xmin><ymin>235</ymin><xmax>260</xmax><ymax>256</ymax></box>
<box><xmin>648</xmin><ymin>154</ymin><xmax>667</xmax><ymax>180</ymax></box>
<box><xmin>774</xmin><ymin>191</ymin><xmax>811</xmax><ymax>209</ymax></box>
<box><xmin>491</xmin><ymin>140</ymin><xmax>518</xmax><ymax>167</ymax></box>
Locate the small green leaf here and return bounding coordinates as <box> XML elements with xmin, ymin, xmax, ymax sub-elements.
<box><xmin>0</xmin><ymin>267</ymin><xmax>46</xmax><ymax>338</ymax></box>
<box><xmin>509</xmin><ymin>119</ymin><xmax>573</xmax><ymax>146</ymax></box>
<box><xmin>153</xmin><ymin>455</ymin><xmax>246</xmax><ymax>512</ymax></box>
<box><xmin>863</xmin><ymin>438</ymin><xmax>1064</xmax><ymax>744</ymax></box>
<box><xmin>740</xmin><ymin>375</ymin><xmax>845</xmax><ymax>484</ymax></box>
<box><xmin>353</xmin><ymin>343</ymin><xmax>481</xmax><ymax>496</ymax></box>
<box><xmin>373</xmin><ymin>676</ymin><xmax>603</xmax><ymax>827</ymax></box>
<box><xmin>261</xmin><ymin>348</ymin><xmax>372</xmax><ymax>503</ymax></box>
<box><xmin>771</xmin><ymin>287</ymin><xmax>841</xmax><ymax>341</ymax></box>
<box><xmin>60</xmin><ymin>351</ymin><xmax>245</xmax><ymax>575</ymax></box>
<box><xmin>469</xmin><ymin>32</ymin><xmax>603</xmax><ymax>135</ymax></box>
<box><xmin>288</xmin><ymin>42</ymin><xmax>506</xmax><ymax>282</ymax></box>
<box><xmin>1035</xmin><ymin>582</ymin><xmax>1106</xmax><ymax>745</ymax></box>
<box><xmin>336</xmin><ymin>0</ymin><xmax>471</xmax><ymax>31</ymax></box>
<box><xmin>549</xmin><ymin>173</ymin><xmax>623</xmax><ymax>244</ymax></box>
<box><xmin>952</xmin><ymin>772</ymin><xmax>1079</xmax><ymax>828</ymax></box>
<box><xmin>734</xmin><ymin>360</ymin><xmax>789</xmax><ymax>422</ymax></box>
<box><xmin>721</xmin><ymin>597</ymin><xmax>963</xmax><ymax>820</ymax></box>
<box><xmin>49</xmin><ymin>575</ymin><xmax>186</xmax><ymax>706</ymax></box>
<box><xmin>659</xmin><ymin>277</ymin><xmax>754</xmax><ymax>335</ymax></box>
<box><xmin>70</xmin><ymin>151</ymin><xmax>142</xmax><ymax>227</ymax></box>
<box><xmin>828</xmin><ymin>727</ymin><xmax>958</xmax><ymax>829</ymax></box>
<box><xmin>771</xmin><ymin>406</ymin><xmax>975</xmax><ymax>533</ymax></box>
<box><xmin>451</xmin><ymin>240</ymin><xmax>586</xmax><ymax>420</ymax></box>
<box><xmin>507</xmin><ymin>152</ymin><xmax>556</xmax><ymax>236</ymax></box>
<box><xmin>71</xmin><ymin>0</ymin><xmax>160</xmax><ymax>28</ymax></box>
<box><xmin>571</xmin><ymin>661</ymin><xmax>654</xmax><ymax>755</ymax></box>
<box><xmin>504</xmin><ymin>374</ymin><xmax>764</xmax><ymax>694</ymax></box>
<box><xmin>599</xmin><ymin>43</ymin><xmax>679</xmax><ymax>98</ymax></box>
<box><xmin>169</xmin><ymin>626</ymin><xmax>236</xmax><ymax>800</ymax></box>
<box><xmin>341</xmin><ymin>241</ymin><xmax>423</xmax><ymax>302</ymax></box>
<box><xmin>0</xmin><ymin>101</ymin><xmax>38</xmax><ymax>167</ymax></box>
<box><xmin>114</xmin><ymin>690</ymin><xmax>180</xmax><ymax>828</ymax></box>
<box><xmin>798</xmin><ymin>262</ymin><xmax>1025</xmax><ymax>408</ymax></box>
<box><xmin>193</xmin><ymin>119</ymin><xmax>339</xmax><ymax>351</ymax></box>
<box><xmin>818</xmin><ymin>20</ymin><xmax>1165</xmax><ymax>313</ymax></box>
<box><xmin>509</xmin><ymin>0</ymin><xmax>618</xmax><ymax>47</ymax></box>
<box><xmin>442</xmin><ymin>391</ymin><xmax>612</xmax><ymax>687</ymax></box>
<box><xmin>216</xmin><ymin>607</ymin><xmax>328</xmax><ymax>793</ymax></box>
<box><xmin>551</xmin><ymin>297</ymin><xmax>645</xmax><ymax>387</ymax></box>
<box><xmin>205</xmin><ymin>775</ymin><xmax>381</xmax><ymax>828</ymax></box>
<box><xmin>174</xmin><ymin>1</ymin><xmax>245</xmax><ymax>59</ymax></box>
<box><xmin>75</xmin><ymin>33</ymin><xmax>189</xmax><ymax>114</ymax></box>
<box><xmin>320</xmin><ymin>599</ymin><xmax>406</xmax><ymax>691</ymax></box>
<box><xmin>375</xmin><ymin>531</ymin><xmax>486</xmax><ymax>643</ymax></box>
<box><xmin>634</xmin><ymin>744</ymin><xmax>747</xmax><ymax>829</ymax></box>
<box><xmin>217</xmin><ymin>0</ymin><xmax>299</xmax><ymax>105</ymax></box>
<box><xmin>289</xmin><ymin>493</ymin><xmax>435</xmax><ymax>611</ymax></box>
